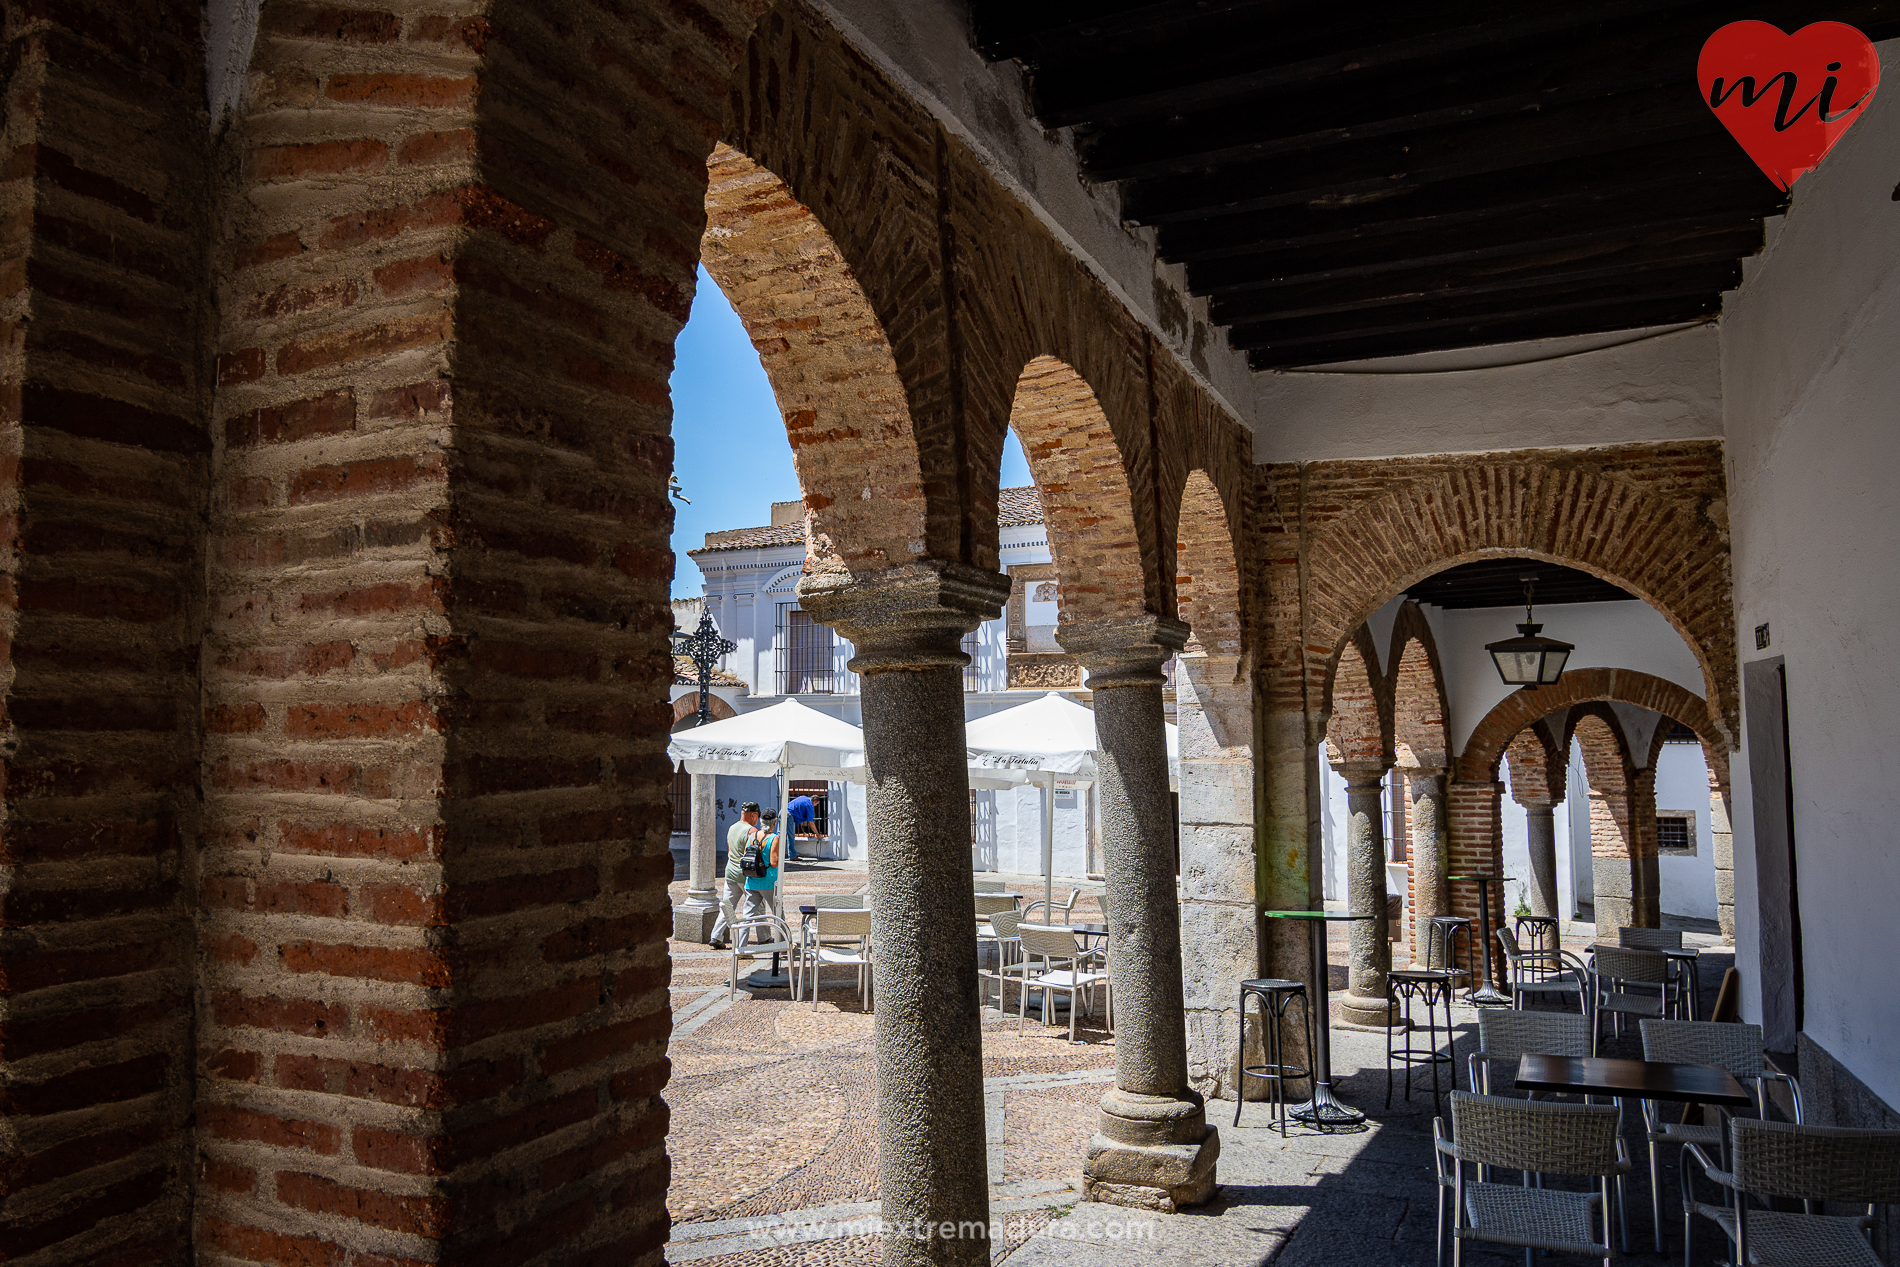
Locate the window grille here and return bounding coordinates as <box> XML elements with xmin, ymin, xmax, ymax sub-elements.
<box><xmin>1656</xmin><ymin>811</ymin><xmax>1695</xmax><ymax>855</ymax></box>
<box><xmin>788</xmin><ymin>780</ymin><xmax>829</xmax><ymax>837</ymax></box>
<box><xmin>961</xmin><ymin>629</ymin><xmax>981</xmax><ymax>692</ymax></box>
<box><xmin>668</xmin><ymin>767</ymin><xmax>692</xmax><ymax>835</ymax></box>
<box><xmin>777</xmin><ymin>603</ymin><xmax>836</xmax><ymax>694</ymax></box>
<box><xmin>1662</xmin><ymin>720</ymin><xmax>1700</xmax><ymax>744</ymax></box>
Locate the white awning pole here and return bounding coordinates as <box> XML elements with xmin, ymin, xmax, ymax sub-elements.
<box><xmin>1042</xmin><ymin>772</ymin><xmax>1056</xmax><ymax>924</ymax></box>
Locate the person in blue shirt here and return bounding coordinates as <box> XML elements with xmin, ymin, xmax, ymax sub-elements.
<box><xmin>737</xmin><ymin>808</ymin><xmax>782</xmax><ymax>943</ymax></box>
<box><xmin>785</xmin><ymin>793</ymin><xmax>817</xmax><ymax>859</ymax></box>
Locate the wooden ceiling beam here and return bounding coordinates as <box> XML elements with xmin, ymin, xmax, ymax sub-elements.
<box><xmin>1208</xmin><ymin>234</ymin><xmax>1755</xmax><ymax>324</ymax></box>
<box><xmin>1190</xmin><ymin>212</ymin><xmax>1760</xmax><ymax>297</ymax></box>
<box><xmin>1124</xmin><ymin>83</ymin><xmax>1720</xmax><ymax>224</ymax></box>
<box><xmin>1155</xmin><ymin>145</ymin><xmax>1777</xmax><ymax>263</ymax></box>
<box><xmin>1024</xmin><ymin>0</ymin><xmax>1713</xmax><ymax>128</ymax></box>
<box><xmin>1241</xmin><ymin>295</ymin><xmax>1722</xmax><ymax>368</ymax></box>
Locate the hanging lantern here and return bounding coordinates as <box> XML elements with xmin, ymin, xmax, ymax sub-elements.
<box><xmin>1485</xmin><ymin>575</ymin><xmax>1573</xmax><ymax>687</ymax></box>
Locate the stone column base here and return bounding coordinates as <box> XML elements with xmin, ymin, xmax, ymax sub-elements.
<box><xmin>1082</xmin><ymin>1089</ymin><xmax>1220</xmax><ymax>1212</ymax></box>
<box><xmin>1338</xmin><ymin>992</ymin><xmax>1398</xmax><ymax>1027</ymax></box>
<box><xmin>673</xmin><ymin>901</ymin><xmax>718</xmax><ymax>943</ymax></box>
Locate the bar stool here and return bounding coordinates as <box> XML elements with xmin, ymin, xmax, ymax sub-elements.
<box><xmin>1514</xmin><ymin>914</ymin><xmax>1560</xmax><ymax>956</ymax></box>
<box><xmin>1235</xmin><ymin>978</ymin><xmax>1312</xmax><ymax>1134</ymax></box>
<box><xmin>1425</xmin><ymin>915</ymin><xmax>1473</xmax><ymax>986</ymax></box>
<box><xmin>1385</xmin><ymin>968</ymin><xmax>1456</xmax><ymax>1115</ymax></box>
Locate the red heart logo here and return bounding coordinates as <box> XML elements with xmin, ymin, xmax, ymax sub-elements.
<box><xmin>1697</xmin><ymin>21</ymin><xmax>1881</xmax><ymax>191</ymax></box>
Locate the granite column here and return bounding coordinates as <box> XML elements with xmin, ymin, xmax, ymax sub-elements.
<box><xmin>1406</xmin><ymin>768</ymin><xmax>1449</xmax><ymax>967</ymax></box>
<box><xmin>1065</xmin><ymin>617</ymin><xmax>1218</xmax><ymax>1212</ymax></box>
<box><xmin>674</xmin><ymin>771</ymin><xmax>722</xmax><ymax>941</ymax></box>
<box><xmin>1338</xmin><ymin>764</ymin><xmax>1396</xmax><ymax>1025</ymax></box>
<box><xmin>801</xmin><ymin>563</ymin><xmax>1010</xmax><ymax>1267</ymax></box>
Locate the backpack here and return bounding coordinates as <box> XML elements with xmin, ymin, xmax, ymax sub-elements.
<box><xmin>741</xmin><ymin>832</ymin><xmax>771</xmax><ymax>878</ymax></box>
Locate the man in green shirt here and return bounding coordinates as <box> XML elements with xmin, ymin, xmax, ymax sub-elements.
<box><xmin>707</xmin><ymin>801</ymin><xmax>759</xmax><ymax>949</ymax></box>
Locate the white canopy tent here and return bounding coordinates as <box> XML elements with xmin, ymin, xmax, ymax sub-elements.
<box><xmin>668</xmin><ymin>699</ymin><xmax>867</xmax><ymax>889</ymax></box>
<box><xmin>962</xmin><ymin>692</ymin><xmax>1180</xmax><ymax>921</ymax></box>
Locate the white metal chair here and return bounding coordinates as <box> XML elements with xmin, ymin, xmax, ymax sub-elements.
<box><xmin>1588</xmin><ymin>945</ymin><xmax>1669</xmax><ymax>1044</ymax></box>
<box><xmin>1684</xmin><ymin>1116</ymin><xmax>1900</xmax><ymax>1267</ymax></box>
<box><xmin>727</xmin><ymin>913</ymin><xmax>798</xmax><ymax>1000</ymax></box>
<box><xmin>801</xmin><ymin>908</ymin><xmax>873</xmax><ymax>1011</ymax></box>
<box><xmin>1021</xmin><ymin>890</ymin><xmax>1082</xmax><ymax>923</ymax></box>
<box><xmin>1016</xmin><ymin>924</ymin><xmax>1110</xmax><ymax>1043</ymax></box>
<box><xmin>1495</xmin><ymin>927</ymin><xmax>1591</xmax><ymax>1017</ymax></box>
<box><xmin>1639</xmin><ymin>1018</ymin><xmax>1804</xmax><ymax>1255</ymax></box>
<box><xmin>1436</xmin><ymin>1092</ymin><xmax>1629</xmax><ymax>1267</ymax></box>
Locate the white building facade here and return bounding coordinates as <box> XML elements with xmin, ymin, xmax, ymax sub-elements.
<box><xmin>673</xmin><ymin>487</ymin><xmax>1122</xmax><ymax>879</ymax></box>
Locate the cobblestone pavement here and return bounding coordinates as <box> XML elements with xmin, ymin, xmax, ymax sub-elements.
<box><xmin>664</xmin><ymin>862</ymin><xmax>1737</xmax><ymax>1265</ymax></box>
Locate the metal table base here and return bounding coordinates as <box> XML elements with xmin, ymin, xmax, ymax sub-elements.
<box><xmin>1265</xmin><ymin>909</ymin><xmax>1374</xmax><ymax>1130</ymax></box>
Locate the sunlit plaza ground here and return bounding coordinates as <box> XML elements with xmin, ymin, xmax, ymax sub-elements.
<box><xmin>663</xmin><ymin>859</ymin><xmax>1734</xmax><ymax>1265</ymax></box>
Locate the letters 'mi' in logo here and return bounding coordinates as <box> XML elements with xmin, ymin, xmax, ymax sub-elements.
<box><xmin>1698</xmin><ymin>21</ymin><xmax>1881</xmax><ymax>191</ymax></box>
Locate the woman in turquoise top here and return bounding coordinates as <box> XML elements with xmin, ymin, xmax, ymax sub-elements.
<box><xmin>737</xmin><ymin>808</ymin><xmax>783</xmax><ymax>941</ymax></box>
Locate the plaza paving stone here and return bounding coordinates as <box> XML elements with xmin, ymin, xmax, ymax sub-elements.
<box><xmin>665</xmin><ymin>861</ymin><xmax>1737</xmax><ymax>1265</ymax></box>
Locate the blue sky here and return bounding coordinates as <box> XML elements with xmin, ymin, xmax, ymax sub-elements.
<box><xmin>668</xmin><ymin>266</ymin><xmax>1031</xmax><ymax>598</ymax></box>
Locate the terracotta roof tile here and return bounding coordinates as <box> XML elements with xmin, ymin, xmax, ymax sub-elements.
<box><xmin>691</xmin><ymin>487</ymin><xmax>1044</xmax><ymax>554</ymax></box>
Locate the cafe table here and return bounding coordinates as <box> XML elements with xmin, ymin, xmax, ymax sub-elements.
<box><xmin>1446</xmin><ymin>874</ymin><xmax>1512</xmax><ymax>1005</ymax></box>
<box><xmin>1514</xmin><ymin>1053</ymin><xmax>1752</xmax><ymax>1107</ymax></box>
<box><xmin>1261</xmin><ymin>909</ymin><xmax>1374</xmax><ymax>1127</ymax></box>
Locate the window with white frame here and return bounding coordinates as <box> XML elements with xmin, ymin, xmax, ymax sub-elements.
<box><xmin>776</xmin><ymin>604</ymin><xmax>836</xmax><ymax>694</ymax></box>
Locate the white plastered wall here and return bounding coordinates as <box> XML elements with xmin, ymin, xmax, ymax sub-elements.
<box><xmin>1720</xmin><ymin>39</ymin><xmax>1900</xmax><ymax>1106</ymax></box>
<box><xmin>1251</xmin><ymin>324</ymin><xmax>1723</xmax><ymax>463</ymax></box>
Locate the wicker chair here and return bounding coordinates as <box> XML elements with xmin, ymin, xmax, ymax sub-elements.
<box><xmin>1683</xmin><ymin>1117</ymin><xmax>1900</xmax><ymax>1267</ymax></box>
<box><xmin>801</xmin><ymin>908</ymin><xmax>874</xmax><ymax>1011</ymax></box>
<box><xmin>1467</xmin><ymin>1009</ymin><xmax>1594</xmax><ymax>1095</ymax></box>
<box><xmin>1589</xmin><ymin>945</ymin><xmax>1669</xmax><ymax>1044</ymax></box>
<box><xmin>1436</xmin><ymin>1092</ymin><xmax>1629</xmax><ymax>1267</ymax></box>
<box><xmin>973</xmin><ymin>878</ymin><xmax>1009</xmax><ymax>893</ymax></box>
<box><xmin>727</xmin><ymin>913</ymin><xmax>799</xmax><ymax>1000</ymax></box>
<box><xmin>1021</xmin><ymin>889</ymin><xmax>1082</xmax><ymax>923</ymax></box>
<box><xmin>1016</xmin><ymin>923</ymin><xmax>1110</xmax><ymax>1043</ymax></box>
<box><xmin>1639</xmin><ymin>1019</ymin><xmax>1803</xmax><ymax>1254</ymax></box>
<box><xmin>1496</xmin><ymin>927</ymin><xmax>1592</xmax><ymax>1016</ymax></box>
<box><xmin>1617</xmin><ymin>926</ymin><xmax>1683</xmax><ymax>951</ymax></box>
<box><xmin>977</xmin><ymin>908</ymin><xmax>1024</xmax><ymax>1009</ymax></box>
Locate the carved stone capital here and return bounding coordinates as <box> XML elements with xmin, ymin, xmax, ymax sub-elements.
<box><xmin>1333</xmin><ymin>760</ymin><xmax>1389</xmax><ymax>793</ymax></box>
<box><xmin>795</xmin><ymin>561</ymin><xmax>1009</xmax><ymax>675</ymax></box>
<box><xmin>1057</xmin><ymin>613</ymin><xmax>1190</xmax><ymax>690</ymax></box>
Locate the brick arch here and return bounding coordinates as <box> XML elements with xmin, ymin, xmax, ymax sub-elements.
<box><xmin>1009</xmin><ymin>356</ymin><xmax>1150</xmax><ymax>626</ymax></box>
<box><xmin>720</xmin><ymin>7</ymin><xmax>972</xmax><ymax>570</ymax></box>
<box><xmin>700</xmin><ymin>143</ymin><xmax>925</xmax><ymax>578</ymax></box>
<box><xmin>1457</xmin><ymin>667</ymin><xmax>1717</xmax><ymax>782</ymax></box>
<box><xmin>671</xmin><ymin>692</ymin><xmax>739</xmax><ymax>728</ymax></box>
<box><xmin>1387</xmin><ymin>601</ymin><xmax>1448</xmax><ymax>771</ymax></box>
<box><xmin>1504</xmin><ymin>721</ymin><xmax>1567</xmax><ymax>804</ymax></box>
<box><xmin>1301</xmin><ymin>459</ymin><xmax>1738</xmax><ymax>748</ymax></box>
<box><xmin>1175</xmin><ymin>469</ymin><xmax>1244</xmax><ymax>659</ymax></box>
<box><xmin>1323</xmin><ymin>627</ymin><xmax>1390</xmax><ymax>769</ymax></box>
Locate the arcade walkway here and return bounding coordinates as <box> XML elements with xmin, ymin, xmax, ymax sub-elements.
<box><xmin>664</xmin><ymin>863</ymin><xmax>1735</xmax><ymax>1265</ymax></box>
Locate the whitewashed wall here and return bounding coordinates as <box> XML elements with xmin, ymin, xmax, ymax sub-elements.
<box><xmin>1721</xmin><ymin>39</ymin><xmax>1900</xmax><ymax>1105</ymax></box>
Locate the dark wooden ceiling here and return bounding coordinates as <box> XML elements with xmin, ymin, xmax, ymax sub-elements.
<box><xmin>970</xmin><ymin>1</ymin><xmax>1900</xmax><ymax>369</ymax></box>
<box><xmin>1404</xmin><ymin>559</ymin><xmax>1634</xmax><ymax>610</ymax></box>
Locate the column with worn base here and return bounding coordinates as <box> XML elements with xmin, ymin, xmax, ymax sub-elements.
<box><xmin>1064</xmin><ymin>617</ymin><xmax>1219</xmax><ymax>1212</ymax></box>
<box><xmin>675</xmin><ymin>772</ymin><xmax>721</xmax><ymax>941</ymax></box>
<box><xmin>1337</xmin><ymin>763</ymin><xmax>1397</xmax><ymax>1025</ymax></box>
<box><xmin>801</xmin><ymin>563</ymin><xmax>1009</xmax><ymax>1267</ymax></box>
<box><xmin>1407</xmin><ymin>768</ymin><xmax>1449</xmax><ymax>965</ymax></box>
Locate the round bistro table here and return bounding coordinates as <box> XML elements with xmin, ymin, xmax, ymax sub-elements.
<box><xmin>1261</xmin><ymin>909</ymin><xmax>1374</xmax><ymax>1127</ymax></box>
